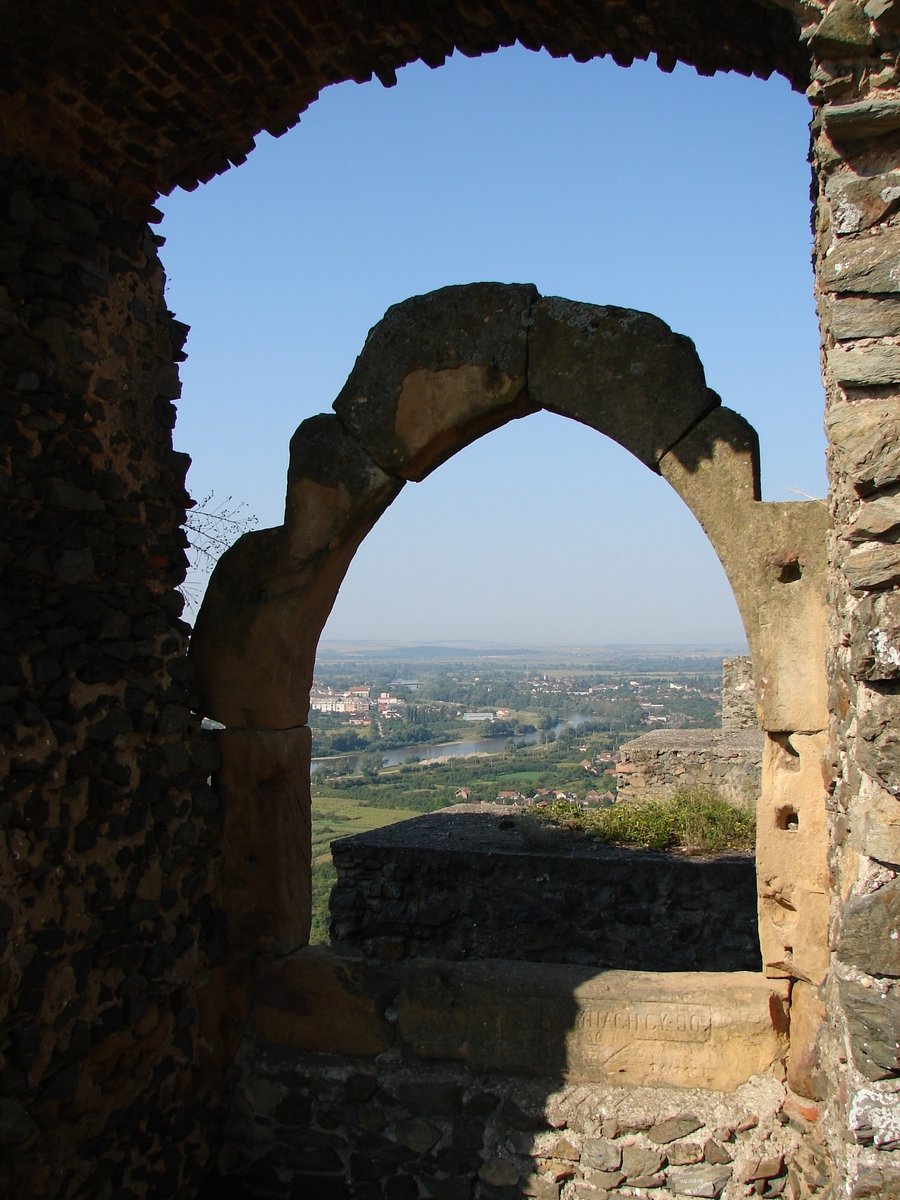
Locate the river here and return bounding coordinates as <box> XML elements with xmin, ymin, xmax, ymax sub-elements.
<box><xmin>310</xmin><ymin>713</ymin><xmax>595</xmax><ymax>774</ymax></box>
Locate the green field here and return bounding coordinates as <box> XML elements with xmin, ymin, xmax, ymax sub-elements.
<box><xmin>310</xmin><ymin>795</ymin><xmax>418</xmax><ymax>941</ymax></box>
<box><xmin>308</xmin><ymin>734</ymin><xmax>620</xmax><ymax>940</ymax></box>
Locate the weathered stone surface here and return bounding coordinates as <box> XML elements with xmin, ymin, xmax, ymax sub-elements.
<box><xmin>844</xmin><ymin>541</ymin><xmax>900</xmax><ymax>591</ymax></box>
<box><xmin>851</xmin><ymin>592</ymin><xmax>900</xmax><ymax>680</ymax></box>
<box><xmin>829</xmin><ymin>345</ymin><xmax>900</xmax><ymax>387</ymax></box>
<box><xmin>669</xmin><ymin>1142</ymin><xmax>705</xmax><ymax>1165</ymax></box>
<box><xmin>787</xmin><ymin>981</ymin><xmax>827</xmax><ymax>1100</ymax></box>
<box><xmin>581</xmin><ymin>1139</ymin><xmax>621</xmax><ymax>1171</ymax></box>
<box><xmin>839</xmin><ymin>878</ymin><xmax>900</xmax><ymax>976</ymax></box>
<box><xmin>758</xmin><ymin>731</ymin><xmax>831</xmax><ymax>986</ymax></box>
<box><xmin>829</xmin><ymin>295</ymin><xmax>900</xmax><ymax>340</ymax></box>
<box><xmin>521</xmin><ymin>1176</ymin><xmax>561</xmax><ymax>1200</ymax></box>
<box><xmin>850</xmin><ymin>1083</ymin><xmax>900</xmax><ymax>1147</ymax></box>
<box><xmin>622</xmin><ymin>1144</ymin><xmax>666</xmax><ymax>1174</ymax></box>
<box><xmin>827</xmin><ymin>398</ymin><xmax>900</xmax><ymax>491</ymax></box>
<box><xmin>479</xmin><ymin>1156</ymin><xmax>519</xmax><ymax>1186</ymax></box>
<box><xmin>849</xmin><ymin>1162</ymin><xmax>900</xmax><ymax>1198</ymax></box>
<box><xmin>663</xmin><ymin>421</ymin><xmax>827</xmax><ymax>733</ymax></box>
<box><xmin>398</xmin><ymin>961</ymin><xmax>789</xmax><ymax>1090</ymax></box>
<box><xmin>704</xmin><ymin>1140</ymin><xmax>732</xmax><ymax>1166</ymax></box>
<box><xmin>811</xmin><ymin>1</ymin><xmax>874</xmax><ymax>54</ymax></box>
<box><xmin>647</xmin><ymin>1116</ymin><xmax>703</xmax><ymax>1145</ymax></box>
<box><xmin>613</xmin><ymin>726</ymin><xmax>763</xmax><ymax>805</ymax></box>
<box><xmin>826</xmin><ymin>171</ymin><xmax>900</xmax><ymax>235</ymax></box>
<box><xmin>847</xmin><ymin>495</ymin><xmax>900</xmax><ymax>540</ymax></box>
<box><xmin>333</xmin><ymin>283</ymin><xmax>537</xmax><ymax>481</ymax></box>
<box><xmin>824</xmin><ymin>99</ymin><xmax>900</xmax><ymax>143</ymax></box>
<box><xmin>528</xmin><ymin>296</ymin><xmax>715</xmax><ymax>469</ymax></box>
<box><xmin>821</xmin><ymin>226</ymin><xmax>900</xmax><ymax>294</ymax></box>
<box><xmin>217</xmin><ymin>727</ymin><xmax>312</xmax><ymax>952</ymax></box>
<box><xmin>254</xmin><ymin>948</ymin><xmax>393</xmax><ymax>1056</ymax></box>
<box><xmin>857</xmin><ymin>689</ymin><xmax>900</xmax><ymax>793</ymax></box>
<box><xmin>853</xmin><ymin>778</ymin><xmax>900</xmax><ymax>863</ymax></box>
<box><xmin>583</xmin><ymin>1167</ymin><xmax>624</xmax><ymax>1188</ymax></box>
<box><xmin>838</xmin><ymin>977</ymin><xmax>900</xmax><ymax>1079</ymax></box>
<box><xmin>665</xmin><ymin>1161</ymin><xmax>732</xmax><ymax>1197</ymax></box>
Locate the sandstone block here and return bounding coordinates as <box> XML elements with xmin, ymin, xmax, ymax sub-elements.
<box><xmin>217</xmin><ymin>727</ymin><xmax>312</xmax><ymax>953</ymax></box>
<box><xmin>647</xmin><ymin>1116</ymin><xmax>703</xmax><ymax>1145</ymax></box>
<box><xmin>397</xmin><ymin>961</ymin><xmax>789</xmax><ymax>1090</ymax></box>
<box><xmin>479</xmin><ymin>1157</ymin><xmax>519</xmax><ymax>1186</ymax></box>
<box><xmin>191</xmin><ymin>415</ymin><xmax>402</xmax><ymax>728</ymax></box>
<box><xmin>581</xmin><ymin>1139</ymin><xmax>621</xmax><ymax>1171</ymax></box>
<box><xmin>528</xmin><ymin>296</ymin><xmax>714</xmax><ymax>468</ymax></box>
<box><xmin>333</xmin><ymin>283</ymin><xmax>537</xmax><ymax>481</ymax></box>
<box><xmin>810</xmin><ymin>1</ymin><xmax>874</xmax><ymax>54</ymax></box>
<box><xmin>787</xmin><ymin>981</ymin><xmax>827</xmax><ymax>1100</ymax></box>
<box><xmin>254</xmin><ymin>947</ymin><xmax>393</xmax><ymax>1056</ymax></box>
<box><xmin>622</xmin><ymin>1144</ymin><xmax>666</xmax><ymax>1175</ymax></box>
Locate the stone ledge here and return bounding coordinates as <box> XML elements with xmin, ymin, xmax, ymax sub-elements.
<box><xmin>253</xmin><ymin>949</ymin><xmax>789</xmax><ymax>1092</ymax></box>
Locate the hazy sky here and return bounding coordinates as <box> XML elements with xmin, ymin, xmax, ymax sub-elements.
<box><xmin>159</xmin><ymin>47</ymin><xmax>823</xmax><ymax>646</ymax></box>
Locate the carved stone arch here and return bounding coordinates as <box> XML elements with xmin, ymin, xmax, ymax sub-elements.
<box><xmin>192</xmin><ymin>283</ymin><xmax>825</xmax><ymax>734</ymax></box>
<box><xmin>190</xmin><ymin>283</ymin><xmax>828</xmax><ymax>984</ymax></box>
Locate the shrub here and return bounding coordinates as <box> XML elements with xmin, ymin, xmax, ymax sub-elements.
<box><xmin>520</xmin><ymin>788</ymin><xmax>755</xmax><ymax>855</ymax></box>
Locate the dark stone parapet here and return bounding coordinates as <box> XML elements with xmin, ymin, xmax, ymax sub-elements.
<box><xmin>329</xmin><ymin>807</ymin><xmax>759</xmax><ymax>972</ymax></box>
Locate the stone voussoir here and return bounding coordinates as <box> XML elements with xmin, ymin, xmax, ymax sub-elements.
<box><xmin>332</xmin><ymin>282</ymin><xmax>539</xmax><ymax>482</ymax></box>
<box><xmin>527</xmin><ymin>294</ymin><xmax>717</xmax><ymax>469</ymax></box>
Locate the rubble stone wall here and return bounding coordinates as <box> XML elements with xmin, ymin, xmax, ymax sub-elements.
<box><xmin>328</xmin><ymin>809</ymin><xmax>759</xmax><ymax>972</ymax></box>
<box><xmin>0</xmin><ymin>158</ymin><xmax>229</xmax><ymax>1199</ymax></box>
<box><xmin>211</xmin><ymin>948</ymin><xmax>816</xmax><ymax>1200</ymax></box>
<box><xmin>615</xmin><ymin>729</ymin><xmax>764</xmax><ymax>804</ymax></box>
<box><xmin>807</xmin><ymin>9</ymin><xmax>900</xmax><ymax>1196</ymax></box>
<box><xmin>722</xmin><ymin>656</ymin><xmax>758</xmax><ymax>731</ymax></box>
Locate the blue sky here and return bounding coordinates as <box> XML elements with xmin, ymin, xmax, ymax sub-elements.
<box><xmin>159</xmin><ymin>46</ymin><xmax>823</xmax><ymax>646</ymax></box>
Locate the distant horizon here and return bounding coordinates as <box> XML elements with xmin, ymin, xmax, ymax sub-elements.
<box><xmin>315</xmin><ymin>638</ymin><xmax>750</xmax><ymax>659</ymax></box>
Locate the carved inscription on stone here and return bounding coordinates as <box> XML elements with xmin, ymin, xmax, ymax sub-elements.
<box><xmin>573</xmin><ymin>1001</ymin><xmax>712</xmax><ymax>1043</ymax></box>
<box><xmin>397</xmin><ymin>963</ymin><xmax>786</xmax><ymax>1090</ymax></box>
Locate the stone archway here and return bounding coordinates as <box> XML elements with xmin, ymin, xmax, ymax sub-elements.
<box><xmin>190</xmin><ymin>282</ymin><xmax>828</xmax><ymax>1094</ymax></box>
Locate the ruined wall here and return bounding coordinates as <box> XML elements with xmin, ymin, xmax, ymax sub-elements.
<box><xmin>329</xmin><ymin>808</ymin><xmax>759</xmax><ymax>972</ymax></box>
<box><xmin>806</xmin><ymin>8</ymin><xmax>900</xmax><ymax>1196</ymax></box>
<box><xmin>0</xmin><ymin>159</ymin><xmax>229</xmax><ymax>1198</ymax></box>
<box><xmin>1</xmin><ymin>3</ymin><xmax>899</xmax><ymax>1198</ymax></box>
<box><xmin>615</xmin><ymin>728</ymin><xmax>764</xmax><ymax>803</ymax></box>
<box><xmin>722</xmin><ymin>656</ymin><xmax>758</xmax><ymax>731</ymax></box>
<box><xmin>214</xmin><ymin>947</ymin><xmax>803</xmax><ymax>1200</ymax></box>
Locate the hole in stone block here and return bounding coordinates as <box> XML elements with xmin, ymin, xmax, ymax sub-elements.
<box><xmin>769</xmin><ymin>732</ymin><xmax>801</xmax><ymax>771</ymax></box>
<box><xmin>777</xmin><ymin>558</ymin><xmax>802</xmax><ymax>583</ymax></box>
<box><xmin>775</xmin><ymin>806</ymin><xmax>799</xmax><ymax>831</ymax></box>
